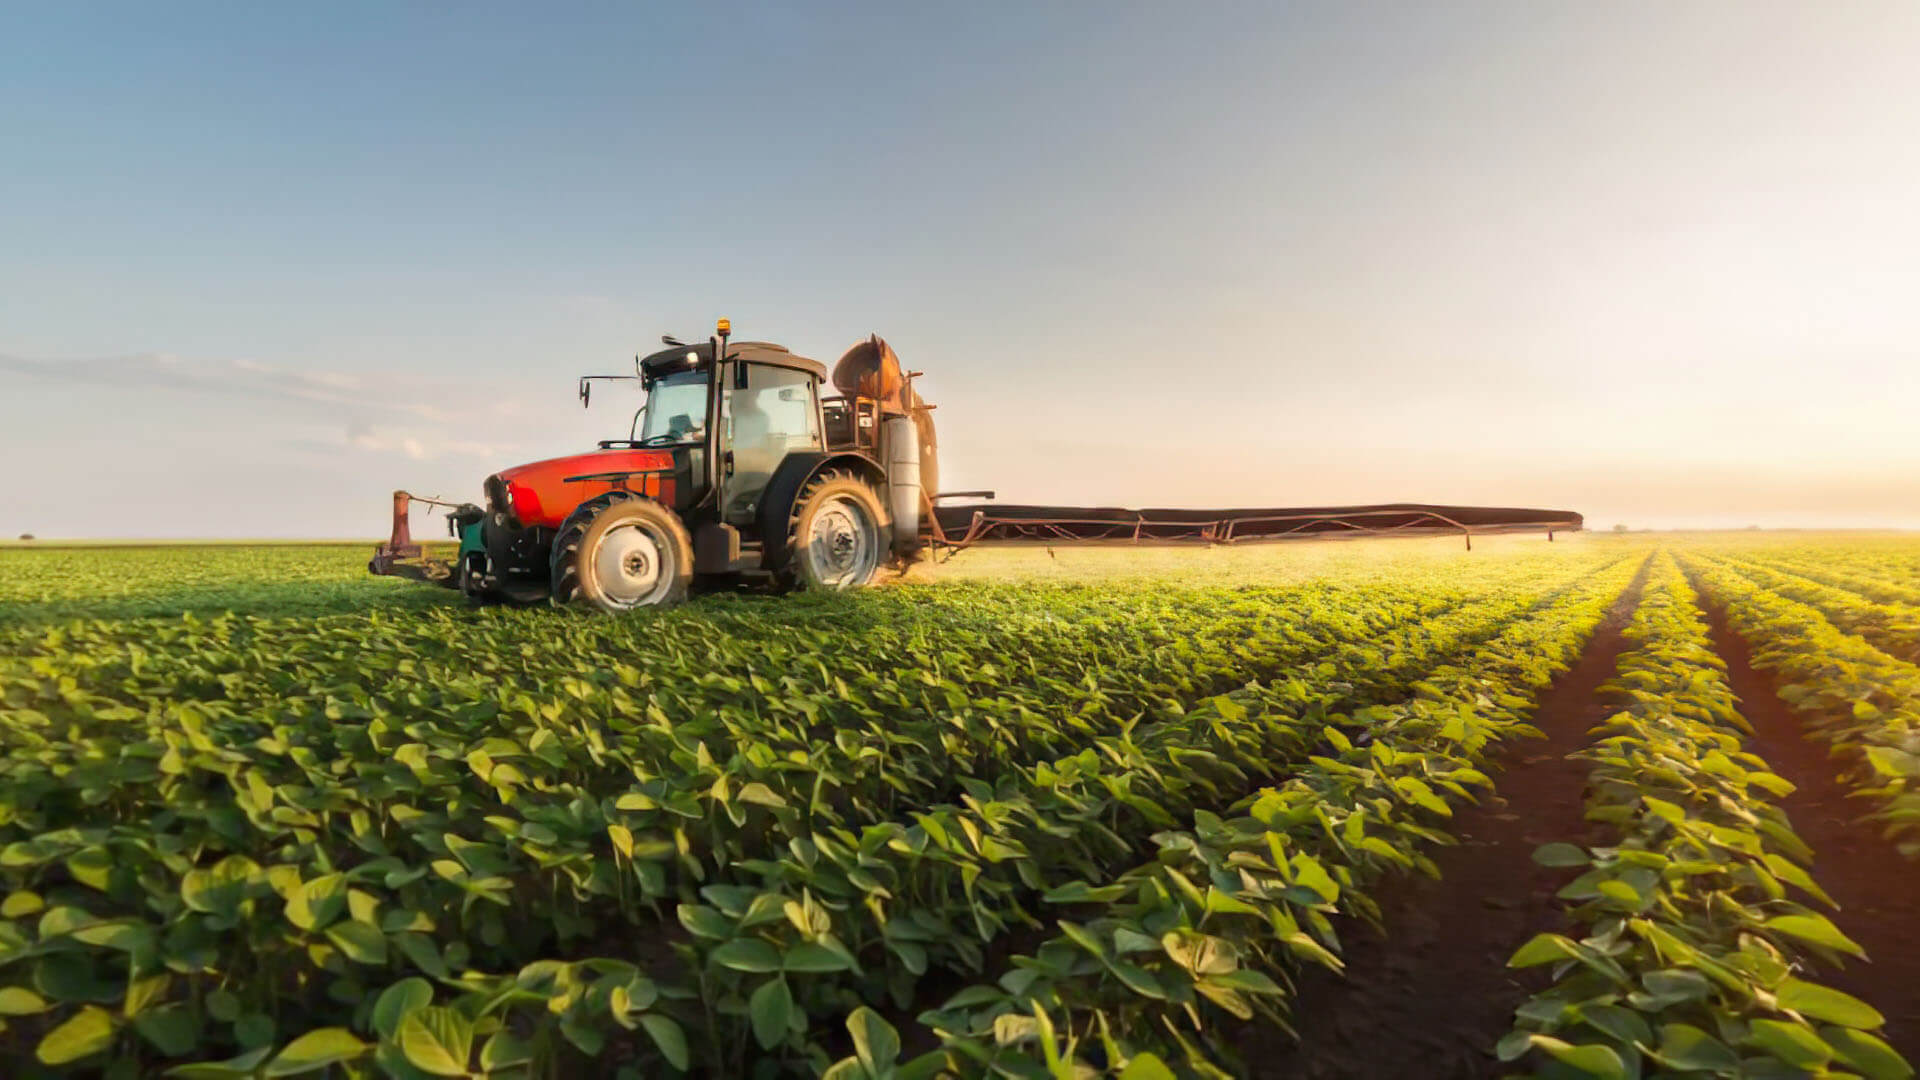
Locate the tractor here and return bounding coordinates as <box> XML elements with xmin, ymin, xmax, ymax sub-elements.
<box><xmin>371</xmin><ymin>318</ymin><xmax>1585</xmax><ymax>611</ymax></box>
<box><xmin>370</xmin><ymin>319</ymin><xmax>940</xmax><ymax>611</ymax></box>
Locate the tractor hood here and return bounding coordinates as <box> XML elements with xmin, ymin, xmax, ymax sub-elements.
<box><xmin>490</xmin><ymin>448</ymin><xmax>675</xmax><ymax>529</ymax></box>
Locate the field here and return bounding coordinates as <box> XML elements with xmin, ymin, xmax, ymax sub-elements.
<box><xmin>2</xmin><ymin>534</ymin><xmax>1917</xmax><ymax>1079</ymax></box>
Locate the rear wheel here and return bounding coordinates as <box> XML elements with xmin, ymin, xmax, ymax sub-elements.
<box><xmin>783</xmin><ymin>469</ymin><xmax>888</xmax><ymax>590</ymax></box>
<box><xmin>550</xmin><ymin>493</ymin><xmax>693</xmax><ymax>612</ymax></box>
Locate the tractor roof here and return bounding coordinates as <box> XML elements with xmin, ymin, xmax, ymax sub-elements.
<box><xmin>639</xmin><ymin>341</ymin><xmax>825</xmax><ymax>382</ymax></box>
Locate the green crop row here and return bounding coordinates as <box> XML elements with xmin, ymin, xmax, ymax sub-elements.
<box><xmin>0</xmin><ymin>553</ymin><xmax>1618</xmax><ymax>1075</ymax></box>
<box><xmin>829</xmin><ymin>554</ymin><xmax>1643</xmax><ymax>1077</ymax></box>
<box><xmin>1742</xmin><ymin>546</ymin><xmax>1920</xmax><ymax>593</ymax></box>
<box><xmin>1498</xmin><ymin>552</ymin><xmax>1911</xmax><ymax>1080</ymax></box>
<box><xmin>360</xmin><ymin>555</ymin><xmax>1617</xmax><ymax>1077</ymax></box>
<box><xmin>0</xmin><ymin>545</ymin><xmax>463</xmax><ymax>625</ymax></box>
<box><xmin>1743</xmin><ymin>556</ymin><xmax>1920</xmax><ymax>610</ymax></box>
<box><xmin>1712</xmin><ymin>558</ymin><xmax>1920</xmax><ymax>665</ymax></box>
<box><xmin>1685</xmin><ymin>555</ymin><xmax>1920</xmax><ymax>858</ymax></box>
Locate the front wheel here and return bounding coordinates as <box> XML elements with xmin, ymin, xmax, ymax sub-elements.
<box><xmin>550</xmin><ymin>493</ymin><xmax>694</xmax><ymax>612</ymax></box>
<box><xmin>784</xmin><ymin>469</ymin><xmax>888</xmax><ymax>590</ymax></box>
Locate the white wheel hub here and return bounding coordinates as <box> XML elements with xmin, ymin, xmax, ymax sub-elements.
<box><xmin>805</xmin><ymin>494</ymin><xmax>878</xmax><ymax>588</ymax></box>
<box><xmin>591</xmin><ymin>521</ymin><xmax>673</xmax><ymax>608</ymax></box>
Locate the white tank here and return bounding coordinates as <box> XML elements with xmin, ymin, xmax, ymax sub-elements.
<box><xmin>882</xmin><ymin>415</ymin><xmax>921</xmax><ymax>554</ymax></box>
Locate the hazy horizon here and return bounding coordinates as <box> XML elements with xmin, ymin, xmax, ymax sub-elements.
<box><xmin>5</xmin><ymin>3</ymin><xmax>1918</xmax><ymax>538</ymax></box>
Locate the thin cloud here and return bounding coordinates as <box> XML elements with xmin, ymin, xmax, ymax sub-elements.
<box><xmin>0</xmin><ymin>351</ymin><xmax>511</xmax><ymax>425</ymax></box>
<box><xmin>3</xmin><ymin>351</ymin><xmax>558</xmax><ymax>468</ymax></box>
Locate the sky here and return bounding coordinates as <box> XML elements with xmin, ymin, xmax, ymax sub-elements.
<box><xmin>3</xmin><ymin>2</ymin><xmax>1918</xmax><ymax>537</ymax></box>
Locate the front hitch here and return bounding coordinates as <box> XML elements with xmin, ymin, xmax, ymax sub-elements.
<box><xmin>368</xmin><ymin>490</ymin><xmax>471</xmax><ymax>587</ymax></box>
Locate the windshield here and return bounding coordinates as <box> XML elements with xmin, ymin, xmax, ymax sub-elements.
<box><xmin>637</xmin><ymin>371</ymin><xmax>709</xmax><ymax>445</ymax></box>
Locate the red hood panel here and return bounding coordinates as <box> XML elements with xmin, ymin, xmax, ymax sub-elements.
<box><xmin>493</xmin><ymin>449</ymin><xmax>673</xmax><ymax>528</ymax></box>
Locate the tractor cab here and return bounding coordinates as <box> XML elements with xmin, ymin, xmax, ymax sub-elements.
<box><xmin>613</xmin><ymin>340</ymin><xmax>829</xmax><ymax>528</ymax></box>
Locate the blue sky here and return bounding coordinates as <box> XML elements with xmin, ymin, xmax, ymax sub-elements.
<box><xmin>4</xmin><ymin>2</ymin><xmax>1918</xmax><ymax>536</ymax></box>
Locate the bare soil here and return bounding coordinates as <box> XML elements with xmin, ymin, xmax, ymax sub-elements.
<box><xmin>1694</xmin><ymin>594</ymin><xmax>1920</xmax><ymax>1057</ymax></box>
<box><xmin>1239</xmin><ymin>560</ymin><xmax>1649</xmax><ymax>1079</ymax></box>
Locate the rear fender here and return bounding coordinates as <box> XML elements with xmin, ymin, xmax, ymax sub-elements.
<box><xmin>756</xmin><ymin>451</ymin><xmax>890</xmax><ymax>571</ymax></box>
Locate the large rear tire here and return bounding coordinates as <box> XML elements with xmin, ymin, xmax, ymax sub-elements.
<box><xmin>549</xmin><ymin>493</ymin><xmax>693</xmax><ymax>612</ymax></box>
<box><xmin>782</xmin><ymin>469</ymin><xmax>888</xmax><ymax>591</ymax></box>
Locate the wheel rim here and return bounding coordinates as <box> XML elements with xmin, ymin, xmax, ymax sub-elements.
<box><xmin>589</xmin><ymin>520</ymin><xmax>675</xmax><ymax>608</ymax></box>
<box><xmin>805</xmin><ymin>494</ymin><xmax>879</xmax><ymax>588</ymax></box>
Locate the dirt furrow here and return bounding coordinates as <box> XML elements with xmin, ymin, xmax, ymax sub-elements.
<box><xmin>1243</xmin><ymin>559</ymin><xmax>1650</xmax><ymax>1079</ymax></box>
<box><xmin>1694</xmin><ymin>595</ymin><xmax>1920</xmax><ymax>1057</ymax></box>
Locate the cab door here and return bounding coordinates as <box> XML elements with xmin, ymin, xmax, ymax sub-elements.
<box><xmin>721</xmin><ymin>364</ymin><xmax>823</xmax><ymax>526</ymax></box>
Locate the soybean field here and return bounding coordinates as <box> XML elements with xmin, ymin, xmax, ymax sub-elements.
<box><xmin>1</xmin><ymin>533</ymin><xmax>1917</xmax><ymax>1079</ymax></box>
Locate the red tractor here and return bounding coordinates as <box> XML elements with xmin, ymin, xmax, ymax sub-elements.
<box><xmin>371</xmin><ymin>319</ymin><xmax>940</xmax><ymax>611</ymax></box>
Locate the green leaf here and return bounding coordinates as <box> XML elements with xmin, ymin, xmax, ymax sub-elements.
<box><xmin>560</xmin><ymin>1017</ymin><xmax>604</xmax><ymax>1056</ymax></box>
<box><xmin>737</xmin><ymin>782</ymin><xmax>788</xmax><ymax>808</ymax></box>
<box><xmin>677</xmin><ymin>904</ymin><xmax>732</xmax><ymax>940</ymax></box>
<box><xmin>124</xmin><ymin>972</ymin><xmax>171</xmax><ymax>1018</ymax></box>
<box><xmin>73</xmin><ymin>920</ymin><xmax>155</xmax><ymax>954</ymax></box>
<box><xmin>1763</xmin><ymin>914</ymin><xmax>1867</xmax><ymax>958</ymax></box>
<box><xmin>1507</xmin><ymin>933</ymin><xmax>1578</xmax><ymax>968</ymax></box>
<box><xmin>1108</xmin><ymin>960</ymin><xmax>1168</xmax><ymax>1000</ymax></box>
<box><xmin>265</xmin><ymin>1028</ymin><xmax>370</xmax><ymax>1077</ymax></box>
<box><xmin>1536</xmin><ymin>1037</ymin><xmax>1629</xmax><ymax>1079</ymax></box>
<box><xmin>1595</xmin><ymin>879</ymin><xmax>1642</xmax><ymax>907</ymax></box>
<box><xmin>394</xmin><ymin>932</ymin><xmax>449</xmax><ymax>978</ymax></box>
<box><xmin>1864</xmin><ymin>745</ymin><xmax>1920</xmax><ymax>778</ymax></box>
<box><xmin>480</xmin><ymin>1030</ymin><xmax>535</xmax><ymax>1070</ymax></box>
<box><xmin>640</xmin><ymin>1014</ymin><xmax>690</xmax><ymax>1071</ymax></box>
<box><xmin>1641</xmin><ymin>968</ymin><xmax>1711</xmax><ymax>1003</ymax></box>
<box><xmin>179</xmin><ymin>856</ymin><xmax>258</xmax><ymax>918</ymax></box>
<box><xmin>284</xmin><ymin>874</ymin><xmax>348</xmax><ymax>932</ymax></box>
<box><xmin>371</xmin><ymin>978</ymin><xmax>434</xmax><ymax>1040</ymax></box>
<box><xmin>0</xmin><ymin>986</ymin><xmax>49</xmax><ymax>1015</ymax></box>
<box><xmin>1042</xmin><ymin>880</ymin><xmax>1128</xmax><ymax>904</ymax></box>
<box><xmin>941</xmin><ymin>985</ymin><xmax>1005</xmax><ymax>1011</ymax></box>
<box><xmin>783</xmin><ymin>941</ymin><xmax>853</xmax><ymax>973</ymax></box>
<box><xmin>1746</xmin><ymin>1019</ymin><xmax>1833</xmax><ymax>1068</ymax></box>
<box><xmin>607</xmin><ymin>824</ymin><xmax>634</xmax><ymax>858</ymax></box>
<box><xmin>1822</xmin><ymin>1026</ymin><xmax>1914</xmax><ymax>1080</ymax></box>
<box><xmin>1161</xmin><ymin>929</ymin><xmax>1236</xmax><ymax>975</ymax></box>
<box><xmin>1532</xmin><ymin>842</ymin><xmax>1591</xmax><ymax>867</ymax></box>
<box><xmin>1655</xmin><ymin>1023</ymin><xmax>1739</xmax><ymax>1072</ymax></box>
<box><xmin>134</xmin><ymin>1005</ymin><xmax>200</xmax><ymax>1056</ymax></box>
<box><xmin>1641</xmin><ymin>796</ymin><xmax>1685</xmax><ymax>823</ymax></box>
<box><xmin>235</xmin><ymin>1013</ymin><xmax>276</xmax><ymax>1049</ymax></box>
<box><xmin>848</xmin><ymin>1006</ymin><xmax>901</xmax><ymax>1073</ymax></box>
<box><xmin>1578</xmin><ymin>1004</ymin><xmax>1652</xmax><ymax>1048</ymax></box>
<box><xmin>713</xmin><ymin>938</ymin><xmax>782</xmax><ymax>973</ymax></box>
<box><xmin>399</xmin><ymin>1007</ymin><xmax>474</xmax><ymax>1077</ymax></box>
<box><xmin>324</xmin><ymin>921</ymin><xmax>388</xmax><ymax>966</ymax></box>
<box><xmin>1776</xmin><ymin>979</ymin><xmax>1885</xmax><ymax>1029</ymax></box>
<box><xmin>749</xmin><ymin>977</ymin><xmax>793</xmax><ymax>1050</ymax></box>
<box><xmin>164</xmin><ymin>1046</ymin><xmax>275</xmax><ymax>1079</ymax></box>
<box><xmin>37</xmin><ymin>1005</ymin><xmax>115</xmax><ymax>1065</ymax></box>
<box><xmin>206</xmin><ymin>990</ymin><xmax>242</xmax><ymax>1023</ymax></box>
<box><xmin>1209</xmin><ymin>969</ymin><xmax>1282</xmax><ymax>996</ymax></box>
<box><xmin>1117</xmin><ymin>1052</ymin><xmax>1178</xmax><ymax>1080</ymax></box>
<box><xmin>1495</xmin><ymin>1030</ymin><xmax>1535</xmax><ymax>1063</ymax></box>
